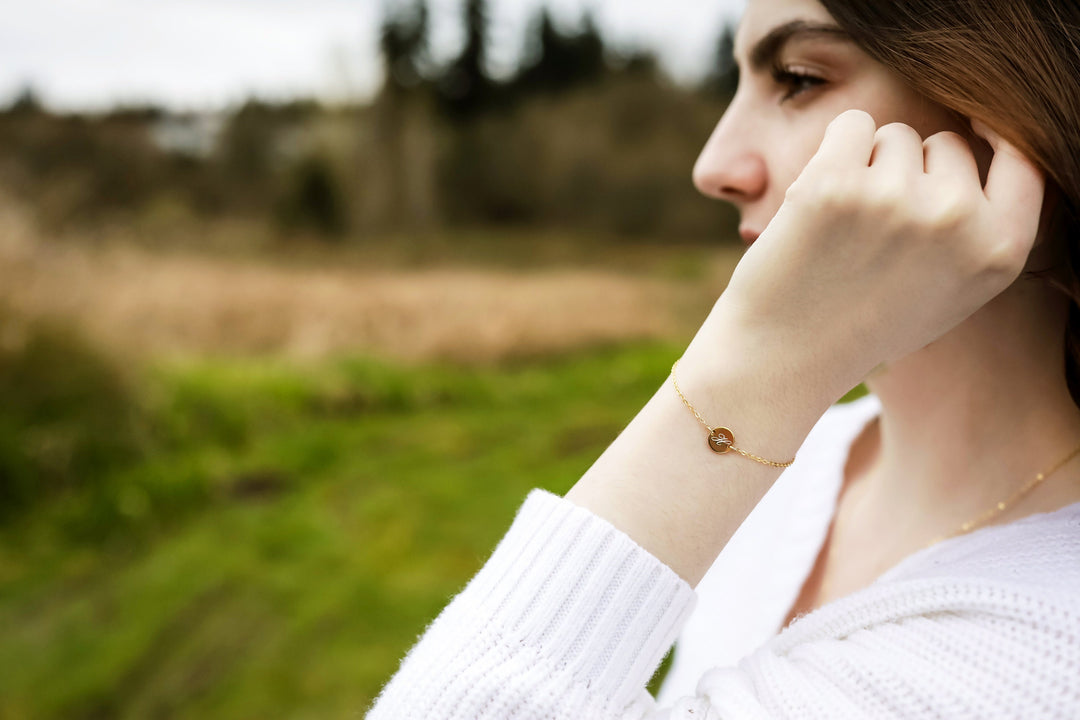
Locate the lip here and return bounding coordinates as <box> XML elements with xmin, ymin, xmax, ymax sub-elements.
<box><xmin>738</xmin><ymin>227</ymin><xmax>760</xmax><ymax>246</ymax></box>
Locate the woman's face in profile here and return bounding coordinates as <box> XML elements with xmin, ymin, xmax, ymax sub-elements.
<box><xmin>694</xmin><ymin>0</ymin><xmax>978</xmax><ymax>245</ymax></box>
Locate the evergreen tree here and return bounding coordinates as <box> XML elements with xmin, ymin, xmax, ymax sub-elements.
<box><xmin>437</xmin><ymin>0</ymin><xmax>492</xmax><ymax>118</ymax></box>
<box><xmin>514</xmin><ymin>10</ymin><xmax>606</xmax><ymax>96</ymax></box>
<box><xmin>379</xmin><ymin>0</ymin><xmax>429</xmax><ymax>96</ymax></box>
<box><xmin>574</xmin><ymin>13</ymin><xmax>606</xmax><ymax>82</ymax></box>
<box><xmin>6</xmin><ymin>86</ymin><xmax>43</xmax><ymax>116</ymax></box>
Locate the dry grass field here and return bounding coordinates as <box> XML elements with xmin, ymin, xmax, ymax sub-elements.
<box><xmin>0</xmin><ymin>199</ymin><xmax>741</xmax><ymax>365</ymax></box>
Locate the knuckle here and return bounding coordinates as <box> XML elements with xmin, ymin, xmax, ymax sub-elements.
<box><xmin>865</xmin><ymin>177</ymin><xmax>906</xmax><ymax>209</ymax></box>
<box><xmin>786</xmin><ymin>172</ymin><xmax>845</xmax><ymax>208</ymax></box>
<box><xmin>927</xmin><ymin>185</ymin><xmax>977</xmax><ymax>227</ymax></box>
<box><xmin>830</xmin><ymin>108</ymin><xmax>875</xmax><ymax>135</ymax></box>
<box><xmin>818</xmin><ymin>176</ymin><xmax>858</xmax><ymax>211</ymax></box>
<box><xmin>983</xmin><ymin>238</ymin><xmax>1029</xmax><ymax>277</ymax></box>
<box><xmin>924</xmin><ymin>130</ymin><xmax>967</xmax><ymax>151</ymax></box>
<box><xmin>875</xmin><ymin>122</ymin><xmax>921</xmax><ymax>144</ymax></box>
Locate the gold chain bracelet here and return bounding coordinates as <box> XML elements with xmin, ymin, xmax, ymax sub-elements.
<box><xmin>671</xmin><ymin>359</ymin><xmax>796</xmax><ymax>468</ymax></box>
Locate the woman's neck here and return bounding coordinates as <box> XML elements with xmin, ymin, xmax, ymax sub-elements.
<box><xmin>858</xmin><ymin>275</ymin><xmax>1080</xmax><ymax>545</ymax></box>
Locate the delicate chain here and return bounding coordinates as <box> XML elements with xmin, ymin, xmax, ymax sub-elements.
<box><xmin>671</xmin><ymin>359</ymin><xmax>714</xmax><ymax>428</ymax></box>
<box><xmin>925</xmin><ymin>440</ymin><xmax>1080</xmax><ymax>547</ymax></box>
<box><xmin>672</xmin><ymin>353</ymin><xmax>1080</xmax><ymax>520</ymax></box>
<box><xmin>670</xmin><ymin>359</ymin><xmax>795</xmax><ymax>468</ymax></box>
<box><xmin>672</xmin><ymin>357</ymin><xmax>1080</xmax><ymax>542</ymax></box>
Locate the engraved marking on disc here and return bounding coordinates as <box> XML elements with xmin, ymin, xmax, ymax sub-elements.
<box><xmin>708</xmin><ymin>427</ymin><xmax>735</xmax><ymax>454</ymax></box>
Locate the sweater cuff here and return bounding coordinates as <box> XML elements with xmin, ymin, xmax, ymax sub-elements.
<box><xmin>462</xmin><ymin>488</ymin><xmax>697</xmax><ymax>705</ymax></box>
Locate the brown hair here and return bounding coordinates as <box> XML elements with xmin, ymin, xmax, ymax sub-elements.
<box><xmin>816</xmin><ymin>0</ymin><xmax>1080</xmax><ymax>404</ymax></box>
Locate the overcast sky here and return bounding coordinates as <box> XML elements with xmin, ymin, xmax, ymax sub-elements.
<box><xmin>0</xmin><ymin>0</ymin><xmax>745</xmax><ymax>111</ymax></box>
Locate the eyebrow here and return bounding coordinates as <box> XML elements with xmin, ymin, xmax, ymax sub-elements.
<box><xmin>746</xmin><ymin>20</ymin><xmax>851</xmax><ymax>73</ymax></box>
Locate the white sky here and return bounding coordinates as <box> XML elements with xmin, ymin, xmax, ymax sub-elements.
<box><xmin>0</xmin><ymin>0</ymin><xmax>744</xmax><ymax>112</ymax></box>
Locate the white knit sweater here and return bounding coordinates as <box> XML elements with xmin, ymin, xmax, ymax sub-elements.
<box><xmin>367</xmin><ymin>396</ymin><xmax>1080</xmax><ymax>719</ymax></box>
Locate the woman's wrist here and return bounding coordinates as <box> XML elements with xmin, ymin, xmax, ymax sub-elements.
<box><xmin>679</xmin><ymin>300</ymin><xmax>852</xmax><ymax>445</ymax></box>
<box><xmin>565</xmin><ymin>305</ymin><xmax>844</xmax><ymax>586</ymax></box>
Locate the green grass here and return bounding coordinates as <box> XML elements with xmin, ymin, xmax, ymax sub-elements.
<box><xmin>0</xmin><ymin>341</ymin><xmax>697</xmax><ymax>719</ymax></box>
<box><xmin>0</xmin><ymin>333</ymin><xmax>868</xmax><ymax>719</ymax></box>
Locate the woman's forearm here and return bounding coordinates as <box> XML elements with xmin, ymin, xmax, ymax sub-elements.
<box><xmin>564</xmin><ymin>312</ymin><xmax>843</xmax><ymax>587</ymax></box>
<box><xmin>366</xmin><ymin>310</ymin><xmax>850</xmax><ymax>719</ymax></box>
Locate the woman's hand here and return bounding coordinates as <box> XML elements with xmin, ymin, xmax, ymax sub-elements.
<box><xmin>567</xmin><ymin>110</ymin><xmax>1045</xmax><ymax>586</ymax></box>
<box><xmin>697</xmin><ymin>109</ymin><xmax>1046</xmax><ymax>403</ymax></box>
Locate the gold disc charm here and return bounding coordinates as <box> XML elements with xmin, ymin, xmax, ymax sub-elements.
<box><xmin>708</xmin><ymin>427</ymin><xmax>735</xmax><ymax>454</ymax></box>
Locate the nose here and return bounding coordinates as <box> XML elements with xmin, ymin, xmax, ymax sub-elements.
<box><xmin>692</xmin><ymin>102</ymin><xmax>768</xmax><ymax>205</ymax></box>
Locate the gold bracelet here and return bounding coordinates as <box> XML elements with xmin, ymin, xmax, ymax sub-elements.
<box><xmin>670</xmin><ymin>358</ymin><xmax>795</xmax><ymax>468</ymax></box>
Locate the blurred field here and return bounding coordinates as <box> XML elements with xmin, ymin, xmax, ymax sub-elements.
<box><xmin>0</xmin><ymin>197</ymin><xmax>739</xmax><ymax>364</ymax></box>
<box><xmin>0</xmin><ymin>195</ymin><xmax>744</xmax><ymax>718</ymax></box>
<box><xmin>0</xmin><ymin>4</ymin><xmax>753</xmax><ymax>715</ymax></box>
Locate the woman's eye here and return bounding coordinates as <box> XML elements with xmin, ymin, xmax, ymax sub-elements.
<box><xmin>772</xmin><ymin>66</ymin><xmax>826</xmax><ymax>103</ymax></box>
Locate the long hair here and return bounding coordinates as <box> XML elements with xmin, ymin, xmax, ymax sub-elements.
<box><xmin>817</xmin><ymin>0</ymin><xmax>1080</xmax><ymax>404</ymax></box>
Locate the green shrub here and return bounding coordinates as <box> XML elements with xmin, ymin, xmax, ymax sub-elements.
<box><xmin>0</xmin><ymin>315</ymin><xmax>147</xmax><ymax>520</ymax></box>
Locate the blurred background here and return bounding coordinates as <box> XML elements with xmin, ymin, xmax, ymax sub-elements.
<box><xmin>0</xmin><ymin>0</ymin><xmax>747</xmax><ymax>716</ymax></box>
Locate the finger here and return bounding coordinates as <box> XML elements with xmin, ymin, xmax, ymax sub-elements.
<box><xmin>970</xmin><ymin>119</ymin><xmax>1044</xmax><ymax>213</ymax></box>
<box><xmin>869</xmin><ymin>123</ymin><xmax>925</xmax><ymax>176</ymax></box>
<box><xmin>808</xmin><ymin>109</ymin><xmax>877</xmax><ymax>171</ymax></box>
<box><xmin>922</xmin><ymin>131</ymin><xmax>981</xmax><ymax>185</ymax></box>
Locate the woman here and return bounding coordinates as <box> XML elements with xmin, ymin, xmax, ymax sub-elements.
<box><xmin>367</xmin><ymin>0</ymin><xmax>1080</xmax><ymax>717</ymax></box>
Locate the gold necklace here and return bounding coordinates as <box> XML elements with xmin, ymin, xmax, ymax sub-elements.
<box><xmin>810</xmin><ymin>438</ymin><xmax>1080</xmax><ymax>611</ymax></box>
<box><xmin>924</xmin><ymin>440</ymin><xmax>1080</xmax><ymax>547</ymax></box>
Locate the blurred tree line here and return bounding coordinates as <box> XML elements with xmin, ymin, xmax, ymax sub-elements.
<box><xmin>0</xmin><ymin>0</ymin><xmax>741</xmax><ymax>243</ymax></box>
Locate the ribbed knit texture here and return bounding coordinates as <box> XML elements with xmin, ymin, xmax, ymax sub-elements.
<box><xmin>366</xmin><ymin>396</ymin><xmax>1080</xmax><ymax>719</ymax></box>
<box><xmin>367</xmin><ymin>489</ymin><xmax>697</xmax><ymax>719</ymax></box>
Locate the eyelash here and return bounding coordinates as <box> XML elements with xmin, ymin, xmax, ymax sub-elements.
<box><xmin>771</xmin><ymin>65</ymin><xmax>826</xmax><ymax>102</ymax></box>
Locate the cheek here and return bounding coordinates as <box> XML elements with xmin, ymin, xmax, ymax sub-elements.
<box><xmin>766</xmin><ymin>113</ymin><xmax>836</xmax><ymax>202</ymax></box>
